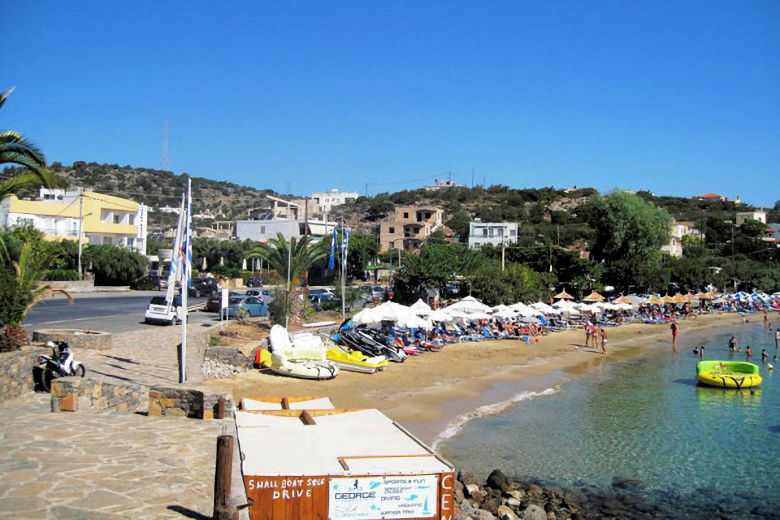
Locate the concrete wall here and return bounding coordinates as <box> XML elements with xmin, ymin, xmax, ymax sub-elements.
<box><xmin>148</xmin><ymin>386</ymin><xmax>235</xmax><ymax>420</ymax></box>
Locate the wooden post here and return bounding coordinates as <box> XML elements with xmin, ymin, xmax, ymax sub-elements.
<box><xmin>216</xmin><ymin>397</ymin><xmax>226</xmax><ymax>419</ymax></box>
<box><xmin>213</xmin><ymin>435</ymin><xmax>235</xmax><ymax>520</ymax></box>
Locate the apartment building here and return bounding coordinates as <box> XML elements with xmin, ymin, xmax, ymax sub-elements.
<box><xmin>379</xmin><ymin>205</ymin><xmax>443</xmax><ymax>251</ymax></box>
<box><xmin>467</xmin><ymin>220</ymin><xmax>518</xmax><ymax>249</ymax></box>
<box><xmin>0</xmin><ymin>187</ymin><xmax>147</xmax><ymax>254</ymax></box>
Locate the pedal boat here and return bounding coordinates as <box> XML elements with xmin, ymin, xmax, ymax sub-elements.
<box><xmin>696</xmin><ymin>360</ymin><xmax>763</xmax><ymax>389</ymax></box>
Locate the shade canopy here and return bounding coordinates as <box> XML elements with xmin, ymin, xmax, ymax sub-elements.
<box><xmin>553</xmin><ymin>290</ymin><xmax>574</xmax><ymax>300</ymax></box>
<box><xmin>445</xmin><ymin>296</ymin><xmax>492</xmax><ymax>314</ymax></box>
<box><xmin>409</xmin><ymin>298</ymin><xmax>433</xmax><ymax>316</ymax></box>
<box><xmin>582</xmin><ymin>291</ymin><xmax>605</xmax><ymax>302</ymax></box>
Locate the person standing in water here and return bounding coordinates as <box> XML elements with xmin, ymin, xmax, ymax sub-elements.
<box><xmin>728</xmin><ymin>336</ymin><xmax>737</xmax><ymax>351</ymax></box>
<box><xmin>671</xmin><ymin>321</ymin><xmax>679</xmax><ymax>351</ymax></box>
<box><xmin>776</xmin><ymin>329</ymin><xmax>780</xmax><ymax>350</ymax></box>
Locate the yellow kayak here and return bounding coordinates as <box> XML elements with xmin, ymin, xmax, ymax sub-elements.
<box><xmin>696</xmin><ymin>360</ymin><xmax>763</xmax><ymax>389</ymax></box>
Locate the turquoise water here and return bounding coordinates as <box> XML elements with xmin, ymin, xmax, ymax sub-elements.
<box><xmin>439</xmin><ymin>321</ymin><xmax>780</xmax><ymax>510</ymax></box>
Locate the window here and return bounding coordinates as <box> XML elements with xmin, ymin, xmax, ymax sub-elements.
<box><xmin>403</xmin><ymin>212</ymin><xmax>408</xmax><ymax>219</ymax></box>
<box><xmin>260</xmin><ymin>225</ymin><xmax>266</xmax><ymax>234</ymax></box>
<box><xmin>104</xmin><ymin>237</ymin><xmax>113</xmax><ymax>245</ymax></box>
<box><xmin>510</xmin><ymin>229</ymin><xmax>516</xmax><ymax>237</ymax></box>
<box><xmin>482</xmin><ymin>229</ymin><xmax>488</xmax><ymax>236</ymax></box>
<box><xmin>113</xmin><ymin>214</ymin><xmax>120</xmax><ymax>224</ymax></box>
<box><xmin>389</xmin><ymin>227</ymin><xmax>395</xmax><ymax>234</ymax></box>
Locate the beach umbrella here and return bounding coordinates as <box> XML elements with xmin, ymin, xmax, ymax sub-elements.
<box><xmin>614</xmin><ymin>303</ymin><xmax>633</xmax><ymax>311</ymax></box>
<box><xmin>612</xmin><ymin>295</ymin><xmax>632</xmax><ymax>305</ymax></box>
<box><xmin>553</xmin><ymin>289</ymin><xmax>574</xmax><ymax>300</ymax></box>
<box><xmin>578</xmin><ymin>304</ymin><xmax>599</xmax><ymax>313</ymax></box>
<box><xmin>531</xmin><ymin>302</ymin><xmax>557</xmax><ymax>314</ymax></box>
<box><xmin>672</xmin><ymin>293</ymin><xmax>687</xmax><ymax>304</ymax></box>
<box><xmin>242</xmin><ymin>258</ymin><xmax>247</xmax><ymax>270</ymax></box>
<box><xmin>582</xmin><ymin>291</ymin><xmax>605</xmax><ymax>302</ymax></box>
<box><xmin>371</xmin><ymin>301</ymin><xmax>415</xmax><ymax>321</ymax></box>
<box><xmin>493</xmin><ymin>309</ymin><xmax>518</xmax><ymax>319</ymax></box>
<box><xmin>684</xmin><ymin>292</ymin><xmax>696</xmax><ymax>302</ymax></box>
<box><xmin>397</xmin><ymin>315</ymin><xmax>433</xmax><ymax>330</ymax></box>
<box><xmin>409</xmin><ymin>298</ymin><xmax>433</xmax><ymax>316</ymax></box>
<box><xmin>446</xmin><ymin>296</ymin><xmax>492</xmax><ymax>314</ymax></box>
<box><xmin>519</xmin><ymin>316</ymin><xmax>541</xmax><ymax>324</ymax></box>
<box><xmin>465</xmin><ymin>311</ymin><xmax>491</xmax><ymax>320</ymax></box>
<box><xmin>492</xmin><ymin>304</ymin><xmax>510</xmax><ymax>312</ymax></box>
<box><xmin>429</xmin><ymin>309</ymin><xmax>454</xmax><ymax>322</ymax></box>
<box><xmin>352</xmin><ymin>307</ymin><xmax>382</xmax><ymax>325</ymax></box>
<box><xmin>644</xmin><ymin>295</ymin><xmax>662</xmax><ymax>305</ymax></box>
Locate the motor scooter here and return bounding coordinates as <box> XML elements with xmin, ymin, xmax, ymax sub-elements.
<box><xmin>36</xmin><ymin>341</ymin><xmax>86</xmax><ymax>392</ymax></box>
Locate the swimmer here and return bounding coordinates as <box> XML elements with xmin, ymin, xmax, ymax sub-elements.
<box><xmin>746</xmin><ymin>346</ymin><xmax>753</xmax><ymax>357</ymax></box>
<box><xmin>762</xmin><ymin>349</ymin><xmax>769</xmax><ymax>362</ymax></box>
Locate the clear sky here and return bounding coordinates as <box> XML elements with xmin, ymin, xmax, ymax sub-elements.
<box><xmin>5</xmin><ymin>1</ymin><xmax>779</xmax><ymax>206</ymax></box>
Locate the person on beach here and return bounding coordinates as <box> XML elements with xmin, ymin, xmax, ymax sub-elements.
<box><xmin>728</xmin><ymin>336</ymin><xmax>737</xmax><ymax>351</ymax></box>
<box><xmin>584</xmin><ymin>322</ymin><xmax>590</xmax><ymax>348</ymax></box>
<box><xmin>671</xmin><ymin>321</ymin><xmax>679</xmax><ymax>351</ymax></box>
<box><xmin>591</xmin><ymin>325</ymin><xmax>600</xmax><ymax>350</ymax></box>
<box><xmin>600</xmin><ymin>327</ymin><xmax>608</xmax><ymax>355</ymax></box>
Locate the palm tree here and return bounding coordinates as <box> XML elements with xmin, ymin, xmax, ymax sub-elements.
<box><xmin>247</xmin><ymin>234</ymin><xmax>328</xmax><ymax>323</ymax></box>
<box><xmin>248</xmin><ymin>233</ymin><xmax>328</xmax><ymax>284</ymax></box>
<box><xmin>0</xmin><ymin>86</ymin><xmax>65</xmax><ymax>200</ymax></box>
<box><xmin>0</xmin><ymin>236</ymin><xmax>72</xmax><ymax>351</ymax></box>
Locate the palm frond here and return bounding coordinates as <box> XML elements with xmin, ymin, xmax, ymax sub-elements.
<box><xmin>0</xmin><ymin>86</ymin><xmax>16</xmax><ymax>109</ymax></box>
<box><xmin>0</xmin><ymin>168</ymin><xmax>64</xmax><ymax>200</ymax></box>
<box><xmin>0</xmin><ymin>136</ymin><xmax>46</xmax><ymax>167</ymax></box>
<box><xmin>25</xmin><ymin>288</ymin><xmax>73</xmax><ymax>316</ymax></box>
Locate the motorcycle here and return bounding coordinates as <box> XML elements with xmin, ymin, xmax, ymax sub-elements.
<box><xmin>36</xmin><ymin>341</ymin><xmax>86</xmax><ymax>392</ymax></box>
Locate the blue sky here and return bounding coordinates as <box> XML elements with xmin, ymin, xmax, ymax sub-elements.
<box><xmin>5</xmin><ymin>1</ymin><xmax>779</xmax><ymax>206</ymax></box>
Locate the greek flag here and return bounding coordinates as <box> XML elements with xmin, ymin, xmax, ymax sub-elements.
<box><xmin>341</xmin><ymin>228</ymin><xmax>350</xmax><ymax>265</ymax></box>
<box><xmin>329</xmin><ymin>227</ymin><xmax>337</xmax><ymax>270</ymax></box>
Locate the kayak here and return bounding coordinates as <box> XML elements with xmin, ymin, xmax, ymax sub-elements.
<box><xmin>696</xmin><ymin>360</ymin><xmax>763</xmax><ymax>389</ymax></box>
<box><xmin>326</xmin><ymin>349</ymin><xmax>387</xmax><ymax>374</ymax></box>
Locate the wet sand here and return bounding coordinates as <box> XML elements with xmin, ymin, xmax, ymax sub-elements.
<box><xmin>205</xmin><ymin>313</ymin><xmax>743</xmax><ymax>443</ymax></box>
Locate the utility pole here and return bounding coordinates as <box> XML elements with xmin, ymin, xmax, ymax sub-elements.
<box><xmin>77</xmin><ymin>189</ymin><xmax>84</xmax><ymax>280</ymax></box>
<box><xmin>501</xmin><ymin>227</ymin><xmax>506</xmax><ymax>272</ymax></box>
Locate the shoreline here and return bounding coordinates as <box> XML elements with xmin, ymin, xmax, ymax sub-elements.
<box><xmin>205</xmin><ymin>313</ymin><xmax>745</xmax><ymax>445</ymax></box>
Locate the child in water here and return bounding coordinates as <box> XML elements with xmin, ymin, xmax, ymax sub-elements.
<box><xmin>746</xmin><ymin>346</ymin><xmax>753</xmax><ymax>357</ymax></box>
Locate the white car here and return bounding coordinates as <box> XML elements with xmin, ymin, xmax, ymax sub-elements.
<box><xmin>144</xmin><ymin>296</ymin><xmax>184</xmax><ymax>325</ymax></box>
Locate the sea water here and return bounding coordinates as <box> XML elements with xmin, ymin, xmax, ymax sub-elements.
<box><xmin>438</xmin><ymin>321</ymin><xmax>780</xmax><ymax>512</ymax></box>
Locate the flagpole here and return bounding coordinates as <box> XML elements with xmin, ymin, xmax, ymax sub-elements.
<box><xmin>285</xmin><ymin>236</ymin><xmax>292</xmax><ymax>329</ymax></box>
<box><xmin>341</xmin><ymin>218</ymin><xmax>346</xmax><ymax>321</ymax></box>
<box><xmin>179</xmin><ymin>178</ymin><xmax>192</xmax><ymax>383</ymax></box>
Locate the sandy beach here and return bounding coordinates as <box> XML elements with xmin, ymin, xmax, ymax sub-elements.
<box><xmin>205</xmin><ymin>313</ymin><xmax>744</xmax><ymax>443</ymax></box>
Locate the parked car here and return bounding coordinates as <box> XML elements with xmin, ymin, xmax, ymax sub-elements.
<box><xmin>245</xmin><ymin>288</ymin><xmax>274</xmax><ymax>304</ymax></box>
<box><xmin>133</xmin><ymin>275</ymin><xmax>168</xmax><ymax>291</ymax></box>
<box><xmin>226</xmin><ymin>295</ymin><xmax>268</xmax><ymax>318</ymax></box>
<box><xmin>309</xmin><ymin>287</ymin><xmax>335</xmax><ymax>298</ymax></box>
<box><xmin>189</xmin><ymin>277</ymin><xmax>219</xmax><ymax>298</ymax></box>
<box><xmin>247</xmin><ymin>276</ymin><xmax>263</xmax><ymax>287</ymax></box>
<box><xmin>144</xmin><ymin>296</ymin><xmax>183</xmax><ymax>325</ymax></box>
<box><xmin>205</xmin><ymin>291</ymin><xmax>241</xmax><ymax>312</ymax></box>
<box><xmin>361</xmin><ymin>285</ymin><xmax>386</xmax><ymax>300</ymax></box>
<box><xmin>310</xmin><ymin>293</ymin><xmax>336</xmax><ymax>311</ymax></box>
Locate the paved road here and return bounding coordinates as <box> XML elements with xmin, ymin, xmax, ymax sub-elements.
<box><xmin>23</xmin><ymin>291</ymin><xmax>218</xmax><ymax>334</ymax></box>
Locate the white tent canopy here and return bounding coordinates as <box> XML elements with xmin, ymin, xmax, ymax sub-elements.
<box><xmin>428</xmin><ymin>309</ymin><xmax>455</xmax><ymax>322</ymax></box>
<box><xmin>445</xmin><ymin>296</ymin><xmax>492</xmax><ymax>314</ymax></box>
<box><xmin>409</xmin><ymin>298</ymin><xmax>433</xmax><ymax>316</ymax></box>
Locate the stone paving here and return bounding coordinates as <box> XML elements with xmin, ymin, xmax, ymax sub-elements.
<box><xmin>0</xmin><ymin>322</ymin><xmax>251</xmax><ymax>519</ymax></box>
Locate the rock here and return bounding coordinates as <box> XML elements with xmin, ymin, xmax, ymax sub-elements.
<box><xmin>471</xmin><ymin>489</ymin><xmax>486</xmax><ymax>504</ymax></box>
<box><xmin>459</xmin><ymin>471</ymin><xmax>480</xmax><ymax>487</ymax></box>
<box><xmin>487</xmin><ymin>469</ymin><xmax>510</xmax><ymax>493</ymax></box>
<box><xmin>482</xmin><ymin>497</ymin><xmax>502</xmax><ymax>514</ymax></box>
<box><xmin>497</xmin><ymin>505</ymin><xmax>517</xmax><ymax>520</ymax></box>
<box><xmin>522</xmin><ymin>504</ymin><xmax>547</xmax><ymax>520</ymax></box>
<box><xmin>505</xmin><ymin>497</ymin><xmax>521</xmax><ymax>508</ymax></box>
<box><xmin>546</xmin><ymin>512</ymin><xmax>556</xmax><ymax>520</ymax></box>
<box><xmin>466</xmin><ymin>484</ymin><xmax>483</xmax><ymax>499</ymax></box>
<box><xmin>508</xmin><ymin>490</ymin><xmax>525</xmax><ymax>501</ymax></box>
<box><xmin>474</xmin><ymin>509</ymin><xmax>497</xmax><ymax>520</ymax></box>
<box><xmin>561</xmin><ymin>491</ymin><xmax>584</xmax><ymax>513</ymax></box>
<box><xmin>454</xmin><ymin>485</ymin><xmax>465</xmax><ymax>504</ymax></box>
<box><xmin>527</xmin><ymin>485</ymin><xmax>544</xmax><ymax>498</ymax></box>
<box><xmin>611</xmin><ymin>477</ymin><xmax>643</xmax><ymax>490</ymax></box>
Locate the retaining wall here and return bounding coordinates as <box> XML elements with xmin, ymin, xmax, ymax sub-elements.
<box><xmin>0</xmin><ymin>347</ymin><xmax>46</xmax><ymax>400</ymax></box>
<box><xmin>32</xmin><ymin>329</ymin><xmax>112</xmax><ymax>350</ymax></box>
<box><xmin>148</xmin><ymin>386</ymin><xmax>235</xmax><ymax>419</ymax></box>
<box><xmin>50</xmin><ymin>376</ymin><xmax>143</xmax><ymax>413</ymax></box>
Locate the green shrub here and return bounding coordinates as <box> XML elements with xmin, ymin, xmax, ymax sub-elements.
<box><xmin>44</xmin><ymin>269</ymin><xmax>79</xmax><ymax>281</ymax></box>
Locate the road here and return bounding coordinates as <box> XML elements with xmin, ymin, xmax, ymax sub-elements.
<box><xmin>23</xmin><ymin>291</ymin><xmax>218</xmax><ymax>334</ymax></box>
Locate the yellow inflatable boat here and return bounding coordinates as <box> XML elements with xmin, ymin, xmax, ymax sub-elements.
<box><xmin>696</xmin><ymin>360</ymin><xmax>763</xmax><ymax>389</ymax></box>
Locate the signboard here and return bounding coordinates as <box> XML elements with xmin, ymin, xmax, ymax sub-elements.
<box><xmin>221</xmin><ymin>288</ymin><xmax>229</xmax><ymax>310</ymax></box>
<box><xmin>328</xmin><ymin>475</ymin><xmax>438</xmax><ymax>520</ymax></box>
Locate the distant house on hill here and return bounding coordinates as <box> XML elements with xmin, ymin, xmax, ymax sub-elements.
<box><xmin>379</xmin><ymin>205</ymin><xmax>443</xmax><ymax>251</ymax></box>
<box><xmin>424</xmin><ymin>178</ymin><xmax>464</xmax><ymax>191</ymax></box>
<box><xmin>467</xmin><ymin>220</ymin><xmax>518</xmax><ymax>249</ymax></box>
<box><xmin>661</xmin><ymin>221</ymin><xmax>702</xmax><ymax>258</ymax></box>
<box><xmin>736</xmin><ymin>210</ymin><xmax>767</xmax><ymax>226</ymax></box>
<box><xmin>695</xmin><ymin>193</ymin><xmax>726</xmax><ymax>202</ymax></box>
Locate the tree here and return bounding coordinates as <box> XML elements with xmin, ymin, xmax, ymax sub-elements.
<box><xmin>84</xmin><ymin>245</ymin><xmax>148</xmax><ymax>286</ymax></box>
<box><xmin>247</xmin><ymin>234</ymin><xmax>327</xmax><ymax>322</ymax></box>
<box><xmin>588</xmin><ymin>191</ymin><xmax>672</xmax><ymax>292</ymax></box>
<box><xmin>0</xmin><ymin>87</ymin><xmax>65</xmax><ymax>199</ymax></box>
<box><xmin>470</xmin><ymin>262</ymin><xmax>548</xmax><ymax>305</ymax></box>
<box><xmin>345</xmin><ymin>233</ymin><xmax>380</xmax><ymax>281</ymax></box>
<box><xmin>0</xmin><ymin>225</ymin><xmax>71</xmax><ymax>350</ymax></box>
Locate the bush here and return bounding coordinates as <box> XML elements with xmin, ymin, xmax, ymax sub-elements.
<box><xmin>44</xmin><ymin>269</ymin><xmax>79</xmax><ymax>281</ymax></box>
<box><xmin>84</xmin><ymin>245</ymin><xmax>147</xmax><ymax>286</ymax></box>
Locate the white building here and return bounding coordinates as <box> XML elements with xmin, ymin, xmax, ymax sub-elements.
<box><xmin>661</xmin><ymin>221</ymin><xmax>702</xmax><ymax>258</ymax></box>
<box><xmin>736</xmin><ymin>210</ymin><xmax>767</xmax><ymax>226</ymax></box>
<box><xmin>235</xmin><ymin>217</ymin><xmax>337</xmax><ymax>243</ymax></box>
<box><xmin>467</xmin><ymin>220</ymin><xmax>518</xmax><ymax>249</ymax></box>
<box><xmin>311</xmin><ymin>189</ymin><xmax>359</xmax><ymax>214</ymax></box>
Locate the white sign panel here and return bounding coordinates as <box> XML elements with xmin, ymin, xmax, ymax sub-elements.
<box><xmin>221</xmin><ymin>288</ymin><xmax>229</xmax><ymax>310</ymax></box>
<box><xmin>329</xmin><ymin>475</ymin><xmax>438</xmax><ymax>520</ymax></box>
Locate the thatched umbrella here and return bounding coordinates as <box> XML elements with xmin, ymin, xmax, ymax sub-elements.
<box><xmin>672</xmin><ymin>293</ymin><xmax>688</xmax><ymax>304</ymax></box>
<box><xmin>645</xmin><ymin>295</ymin><xmax>664</xmax><ymax>305</ymax></box>
<box><xmin>553</xmin><ymin>289</ymin><xmax>574</xmax><ymax>300</ymax></box>
<box><xmin>582</xmin><ymin>291</ymin><xmax>605</xmax><ymax>302</ymax></box>
<box><xmin>613</xmin><ymin>294</ymin><xmax>632</xmax><ymax>305</ymax></box>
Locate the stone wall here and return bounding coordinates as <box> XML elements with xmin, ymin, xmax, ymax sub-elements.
<box><xmin>0</xmin><ymin>347</ymin><xmax>46</xmax><ymax>401</ymax></box>
<box><xmin>32</xmin><ymin>329</ymin><xmax>112</xmax><ymax>350</ymax></box>
<box><xmin>50</xmin><ymin>377</ymin><xmax>142</xmax><ymax>413</ymax></box>
<box><xmin>148</xmin><ymin>386</ymin><xmax>235</xmax><ymax>420</ymax></box>
<box><xmin>202</xmin><ymin>345</ymin><xmax>255</xmax><ymax>379</ymax></box>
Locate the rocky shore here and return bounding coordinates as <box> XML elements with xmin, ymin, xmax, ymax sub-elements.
<box><xmin>453</xmin><ymin>469</ymin><xmax>779</xmax><ymax>520</ymax></box>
